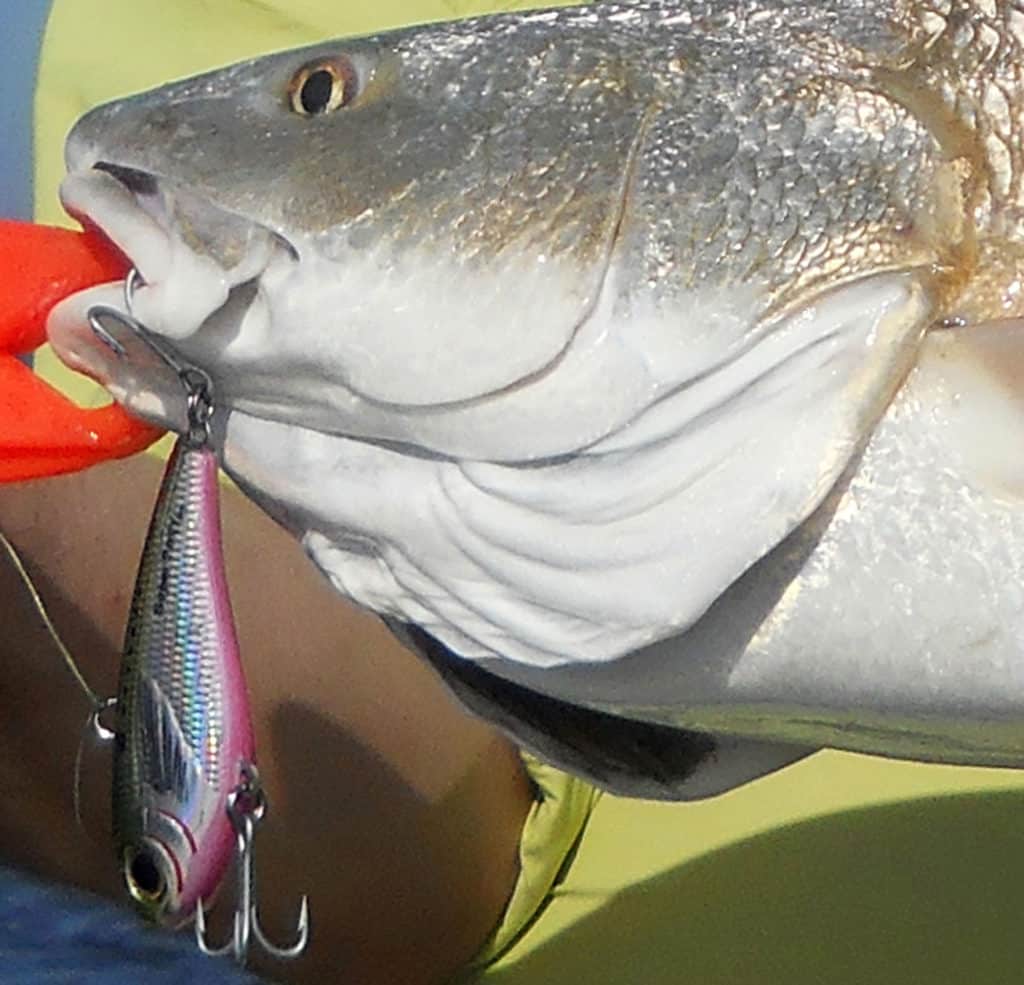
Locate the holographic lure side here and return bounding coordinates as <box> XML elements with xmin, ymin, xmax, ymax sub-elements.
<box><xmin>112</xmin><ymin>437</ymin><xmax>254</xmax><ymax>926</ymax></box>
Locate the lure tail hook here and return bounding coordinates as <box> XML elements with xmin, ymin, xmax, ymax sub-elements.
<box><xmin>195</xmin><ymin>764</ymin><xmax>309</xmax><ymax>966</ymax></box>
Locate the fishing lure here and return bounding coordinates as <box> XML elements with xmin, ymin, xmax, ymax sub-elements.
<box><xmin>1</xmin><ymin>278</ymin><xmax>308</xmax><ymax>967</ymax></box>
<box><xmin>86</xmin><ymin>290</ymin><xmax>309</xmax><ymax>966</ymax></box>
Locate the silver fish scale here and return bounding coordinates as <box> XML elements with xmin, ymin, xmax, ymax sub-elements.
<box><xmin>564</xmin><ymin>3</ymin><xmax>936</xmax><ymax>316</ymax></box>
<box><xmin>65</xmin><ymin>0</ymin><xmax>1024</xmax><ymax>326</ymax></box>
<box><xmin>317</xmin><ymin>10</ymin><xmax>655</xmax><ymax>266</ymax></box>
<box><xmin>337</xmin><ymin>0</ymin><xmax>923</xmax><ymax>275</ymax></box>
<box><xmin>114</xmin><ymin>443</ymin><xmax>226</xmax><ymax>838</ymax></box>
<box><xmin>624</xmin><ymin>77</ymin><xmax>933</xmax><ymax>305</ymax></box>
<box><xmin>322</xmin><ymin>0</ymin><xmax>945</xmax><ymax>309</ymax></box>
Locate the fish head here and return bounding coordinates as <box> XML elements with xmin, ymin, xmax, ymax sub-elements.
<box><xmin>48</xmin><ymin>2</ymin><xmax>1024</xmax><ymax>687</ymax></box>
<box><xmin>55</xmin><ymin>8</ymin><xmax>652</xmax><ymax>448</ymax></box>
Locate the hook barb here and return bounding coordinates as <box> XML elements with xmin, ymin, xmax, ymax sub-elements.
<box><xmin>195</xmin><ymin>898</ymin><xmax>235</xmax><ymax>960</ymax></box>
<box><xmin>252</xmin><ymin>894</ymin><xmax>310</xmax><ymax>960</ymax></box>
<box><xmin>194</xmin><ymin>765</ymin><xmax>309</xmax><ymax>967</ymax></box>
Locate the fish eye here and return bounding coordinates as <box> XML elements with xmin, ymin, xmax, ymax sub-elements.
<box><xmin>124</xmin><ymin>846</ymin><xmax>167</xmax><ymax>904</ymax></box>
<box><xmin>289</xmin><ymin>57</ymin><xmax>357</xmax><ymax>116</ymax></box>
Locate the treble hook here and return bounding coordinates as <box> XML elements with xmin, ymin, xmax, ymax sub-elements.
<box><xmin>195</xmin><ymin>763</ymin><xmax>310</xmax><ymax>967</ymax></box>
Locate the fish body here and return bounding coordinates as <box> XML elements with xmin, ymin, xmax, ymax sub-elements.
<box><xmin>49</xmin><ymin>0</ymin><xmax>1024</xmax><ymax>795</ymax></box>
<box><xmin>113</xmin><ymin>437</ymin><xmax>253</xmax><ymax>922</ymax></box>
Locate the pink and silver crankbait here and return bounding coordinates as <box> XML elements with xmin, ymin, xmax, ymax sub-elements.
<box><xmin>84</xmin><ymin>287</ymin><xmax>309</xmax><ymax>966</ymax></box>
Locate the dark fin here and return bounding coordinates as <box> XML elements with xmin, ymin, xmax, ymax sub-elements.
<box><xmin>137</xmin><ymin>675</ymin><xmax>200</xmax><ymax>803</ymax></box>
<box><xmin>402</xmin><ymin>625</ymin><xmax>811</xmax><ymax>801</ymax></box>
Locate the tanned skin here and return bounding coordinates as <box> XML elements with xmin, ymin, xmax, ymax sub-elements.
<box><xmin>0</xmin><ymin>454</ymin><xmax>532</xmax><ymax>985</ymax></box>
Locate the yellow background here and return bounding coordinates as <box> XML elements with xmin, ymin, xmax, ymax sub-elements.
<box><xmin>36</xmin><ymin>3</ymin><xmax>1024</xmax><ymax>981</ymax></box>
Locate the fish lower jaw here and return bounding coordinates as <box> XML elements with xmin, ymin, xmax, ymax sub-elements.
<box><xmin>220</xmin><ymin>270</ymin><xmax>932</xmax><ymax>669</ymax></box>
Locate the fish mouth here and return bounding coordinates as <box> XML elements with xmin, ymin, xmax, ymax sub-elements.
<box><xmin>50</xmin><ymin>152</ymin><xmax>646</xmax><ymax>458</ymax></box>
<box><xmin>51</xmin><ymin>162</ymin><xmax>299</xmax><ymax>432</ymax></box>
<box><xmin>60</xmin><ymin>162</ymin><xmax>296</xmax><ymax>334</ymax></box>
<box><xmin>50</xmin><ymin>104</ymin><xmax>651</xmax><ymax>459</ymax></box>
<box><xmin>51</xmin><ymin>86</ymin><xmax>651</xmax><ymax>423</ymax></box>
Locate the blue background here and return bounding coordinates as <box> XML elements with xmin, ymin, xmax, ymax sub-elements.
<box><xmin>0</xmin><ymin>1</ymin><xmax>52</xmax><ymax>219</ymax></box>
<box><xmin>0</xmin><ymin>867</ymin><xmax>260</xmax><ymax>983</ymax></box>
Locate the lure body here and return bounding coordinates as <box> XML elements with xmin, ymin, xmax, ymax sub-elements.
<box><xmin>112</xmin><ymin>436</ymin><xmax>254</xmax><ymax>926</ymax></box>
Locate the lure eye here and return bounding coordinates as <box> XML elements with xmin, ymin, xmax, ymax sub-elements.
<box><xmin>288</xmin><ymin>57</ymin><xmax>357</xmax><ymax>116</ymax></box>
<box><xmin>124</xmin><ymin>846</ymin><xmax>169</xmax><ymax>905</ymax></box>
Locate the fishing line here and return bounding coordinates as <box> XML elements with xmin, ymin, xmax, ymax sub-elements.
<box><xmin>0</xmin><ymin>528</ymin><xmax>104</xmax><ymax>709</ymax></box>
<box><xmin>0</xmin><ymin>527</ymin><xmax>113</xmax><ymax>829</ymax></box>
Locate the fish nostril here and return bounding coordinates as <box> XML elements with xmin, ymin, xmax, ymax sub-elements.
<box><xmin>93</xmin><ymin>161</ymin><xmax>159</xmax><ymax>196</ymax></box>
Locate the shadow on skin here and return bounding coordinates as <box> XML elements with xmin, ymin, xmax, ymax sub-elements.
<box><xmin>0</xmin><ymin>457</ymin><xmax>528</xmax><ymax>985</ymax></box>
<box><xmin>481</xmin><ymin>787</ymin><xmax>1024</xmax><ymax>985</ymax></box>
<box><xmin>262</xmin><ymin>698</ymin><xmax>523</xmax><ymax>985</ymax></box>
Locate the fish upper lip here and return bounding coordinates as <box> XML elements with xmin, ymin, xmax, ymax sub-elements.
<box><xmin>61</xmin><ymin>166</ymin><xmax>172</xmax><ymax>288</ymax></box>
<box><xmin>61</xmin><ymin>162</ymin><xmax>298</xmax><ymax>276</ymax></box>
<box><xmin>59</xmin><ymin>163</ymin><xmax>296</xmax><ymax>340</ymax></box>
